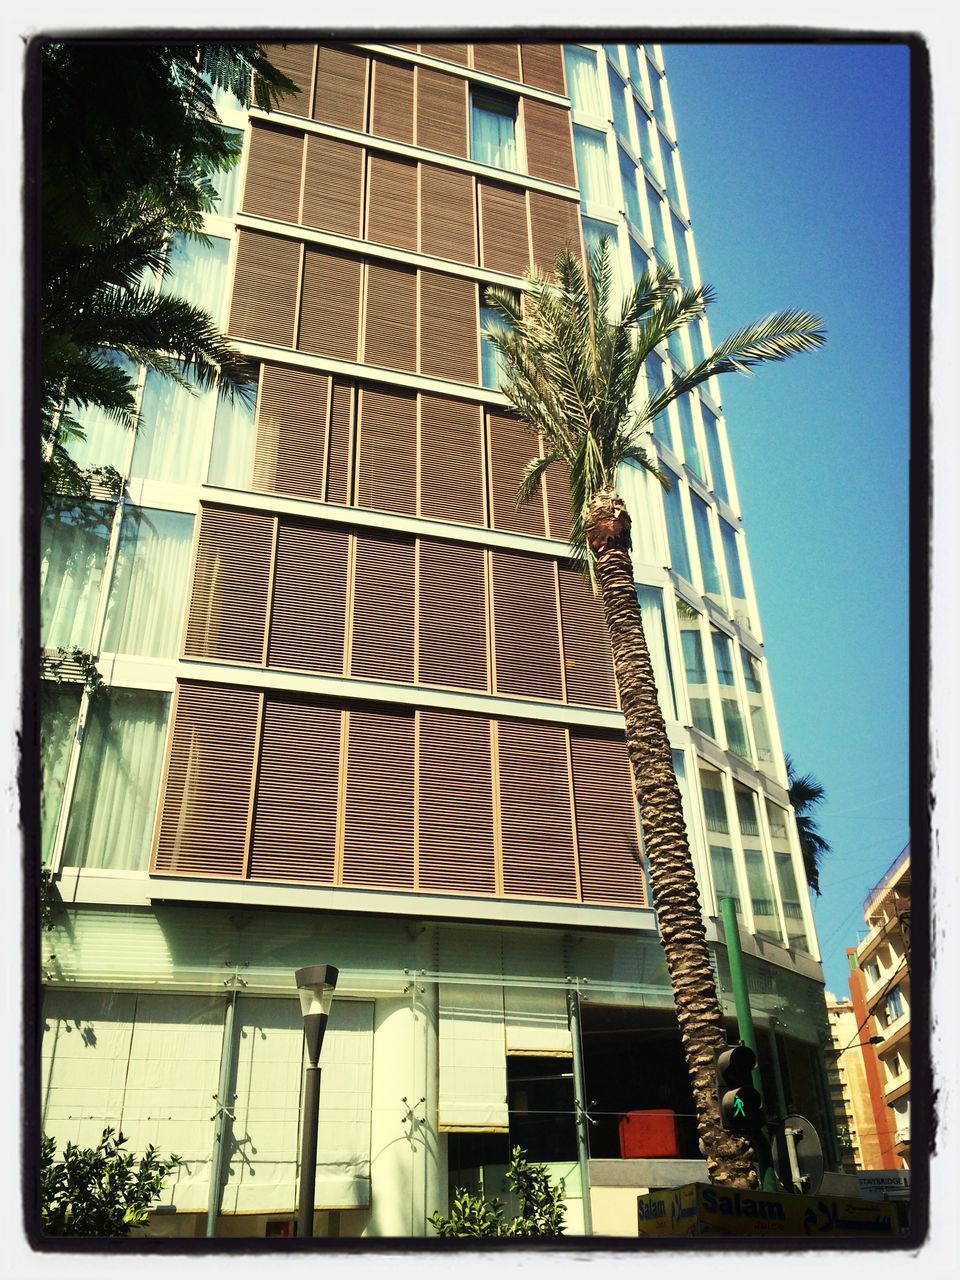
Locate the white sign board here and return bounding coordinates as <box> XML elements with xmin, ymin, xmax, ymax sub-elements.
<box><xmin>857</xmin><ymin>1170</ymin><xmax>911</xmax><ymax>1200</ymax></box>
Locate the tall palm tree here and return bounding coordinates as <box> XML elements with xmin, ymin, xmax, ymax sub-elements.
<box><xmin>785</xmin><ymin>756</ymin><xmax>831</xmax><ymax>896</ymax></box>
<box><xmin>485</xmin><ymin>241</ymin><xmax>825</xmax><ymax>1188</ymax></box>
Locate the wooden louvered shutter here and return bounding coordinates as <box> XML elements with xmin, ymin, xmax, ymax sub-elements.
<box><xmin>326</xmin><ymin>378</ymin><xmax>354</xmax><ymax>505</ymax></box>
<box><xmin>419</xmin><ymin>42</ymin><xmax>469</xmax><ymax>66</ymax></box>
<box><xmin>351</xmin><ymin>532</ymin><xmax>416</xmax><ymax>682</ymax></box>
<box><xmin>521</xmin><ymin>99</ymin><xmax>576</xmax><ymax>187</ymax></box>
<box><xmin>298</xmin><ymin>246</ymin><xmax>362</xmax><ymax>360</ymax></box>
<box><xmin>267</xmin><ymin>520</ymin><xmax>349</xmax><ymax>674</ymax></box>
<box><xmin>370</xmin><ymin>56</ymin><xmax>415</xmax><ymax>142</ymax></box>
<box><xmin>242</xmin><ymin>123</ymin><xmax>303</xmax><ymax>223</ymax></box>
<box><xmin>471</xmin><ymin>43</ymin><xmax>521</xmax><ymax>80</ymax></box>
<box><xmin>419</xmin><ymin>164</ymin><xmax>476</xmax><ymax>264</ymax></box>
<box><xmin>363</xmin><ymin>260</ymin><xmax>417</xmax><ymax>371</ymax></box>
<box><xmin>478</xmin><ymin>182</ymin><xmax>530</xmax><ymax>276</ymax></box>
<box><xmin>419</xmin><ymin>270</ymin><xmax>478</xmax><ymax>384</ymax></box>
<box><xmin>262</xmin><ymin>42</ymin><xmax>315</xmax><ymax>114</ymax></box>
<box><xmin>248</xmin><ymin>697</ymin><xmax>341</xmax><ymax>883</ymax></box>
<box><xmin>418</xmin><ymin>709</ymin><xmax>495</xmax><ymax>893</ymax></box>
<box><xmin>419</xmin><ymin>393</ymin><xmax>485</xmax><ymax>525</ymax></box>
<box><xmin>183</xmin><ymin>506</ymin><xmax>273</xmax><ymax>663</ymax></box>
<box><xmin>153</xmin><ymin>682</ymin><xmax>260</xmax><ymax>878</ymax></box>
<box><xmin>528</xmin><ymin>191</ymin><xmax>582</xmax><ymax>274</ymax></box>
<box><xmin>230</xmin><ymin>230</ymin><xmax>300</xmax><ymax>348</ymax></box>
<box><xmin>301</xmin><ymin>135</ymin><xmax>364</xmax><ymax>236</ymax></box>
<box><xmin>253</xmin><ymin>365</ymin><xmax>330</xmax><ymax>500</ymax></box>
<box><xmin>342</xmin><ymin>706</ymin><xmax>415</xmax><ymax>888</ymax></box>
<box><xmin>365</xmin><ymin>153</ymin><xmax>418</xmax><ymax>251</ymax></box>
<box><xmin>418</xmin><ymin>538</ymin><xmax>488</xmax><ymax>691</ymax></box>
<box><xmin>570</xmin><ymin>730</ymin><xmax>646</xmax><ymax>905</ymax></box>
<box><xmin>491</xmin><ymin>550</ymin><xmax>564</xmax><ymax>700</ymax></box>
<box><xmin>544</xmin><ymin>457</ymin><xmax>574</xmax><ymax>542</ymax></box>
<box><xmin>558</xmin><ymin>564</ymin><xmax>618</xmax><ymax>708</ymax></box>
<box><xmin>313</xmin><ymin>44</ymin><xmax>369</xmax><ymax>130</ymax></box>
<box><xmin>497</xmin><ymin>718</ymin><xmax>578</xmax><ymax>899</ymax></box>
<box><xmin>520</xmin><ymin>43</ymin><xmax>566</xmax><ymax>95</ymax></box>
<box><xmin>416</xmin><ymin>67</ymin><xmax>468</xmax><ymax>156</ymax></box>
<box><xmin>356</xmin><ymin>385</ymin><xmax>417</xmax><ymax>514</ymax></box>
<box><xmin>487</xmin><ymin>410</ymin><xmax>546</xmax><ymax>536</ymax></box>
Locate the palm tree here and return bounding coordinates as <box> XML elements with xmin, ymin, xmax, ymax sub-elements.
<box><xmin>485</xmin><ymin>240</ymin><xmax>825</xmax><ymax>1188</ymax></box>
<box><xmin>785</xmin><ymin>756</ymin><xmax>831</xmax><ymax>896</ymax></box>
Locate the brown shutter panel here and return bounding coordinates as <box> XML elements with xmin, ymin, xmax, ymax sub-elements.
<box><xmin>418</xmin><ymin>538</ymin><xmax>488</xmax><ymax>691</ymax></box>
<box><xmin>342</xmin><ymin>706</ymin><xmax>415</xmax><ymax>888</ymax></box>
<box><xmin>253</xmin><ymin>365</ymin><xmax>330</xmax><ymax>500</ymax></box>
<box><xmin>326</xmin><ymin>378</ymin><xmax>354</xmax><ymax>504</ymax></box>
<box><xmin>183</xmin><ymin>506</ymin><xmax>273</xmax><ymax>663</ymax></box>
<box><xmin>230</xmin><ymin>230</ymin><xmax>300</xmax><ymax>348</ymax></box>
<box><xmin>363</xmin><ymin>260</ymin><xmax>417</xmax><ymax>371</ymax></box>
<box><xmin>419</xmin><ymin>42</ymin><xmax>469</xmax><ymax>66</ymax></box>
<box><xmin>298</xmin><ymin>246</ymin><xmax>362</xmax><ymax>360</ymax></box>
<box><xmin>248</xmin><ymin>697</ymin><xmax>341</xmax><ymax>883</ymax></box>
<box><xmin>419</xmin><ymin>270</ymin><xmax>478</xmax><ymax>384</ymax></box>
<box><xmin>415</xmin><ymin>66</ymin><xmax>468</xmax><ymax>156</ymax></box>
<box><xmin>370</xmin><ymin>56</ymin><xmax>415</xmax><ymax>143</ymax></box>
<box><xmin>350</xmin><ymin>532</ymin><xmax>416</xmax><ymax>682</ymax></box>
<box><xmin>313</xmin><ymin>44</ymin><xmax>369</xmax><ymax>130</ymax></box>
<box><xmin>558</xmin><ymin>563</ymin><xmax>619</xmax><ymax>708</ymax></box>
<box><xmin>491</xmin><ymin>550</ymin><xmax>564</xmax><ymax>700</ymax></box>
<box><xmin>487</xmin><ymin>410</ymin><xmax>546</xmax><ymax>536</ymax></box>
<box><xmin>522</xmin><ymin>99</ymin><xmax>576</xmax><ymax>187</ymax></box>
<box><xmin>365</xmin><ymin>153</ymin><xmax>418</xmax><ymax>251</ymax></box>
<box><xmin>471</xmin><ymin>43</ymin><xmax>521</xmax><ymax>80</ymax></box>
<box><xmin>528</xmin><ymin>191</ymin><xmax>582</xmax><ymax>274</ymax></box>
<box><xmin>418</xmin><ymin>709</ymin><xmax>496</xmax><ymax>893</ymax></box>
<box><xmin>520</xmin><ymin>43</ymin><xmax>566</xmax><ymax>95</ymax></box>
<box><xmin>301</xmin><ymin>134</ymin><xmax>364</xmax><ymax>236</ymax></box>
<box><xmin>262</xmin><ymin>42</ymin><xmax>315</xmax><ymax>114</ymax></box>
<box><xmin>544</xmin><ymin>457</ymin><xmax>574</xmax><ymax>542</ymax></box>
<box><xmin>153</xmin><ymin>682</ymin><xmax>260</xmax><ymax>878</ymax></box>
<box><xmin>419</xmin><ymin>164</ymin><xmax>476</xmax><ymax>264</ymax></box>
<box><xmin>267</xmin><ymin>520</ymin><xmax>349</xmax><ymax>674</ymax></box>
<box><xmin>242</xmin><ymin>123</ymin><xmax>303</xmax><ymax>224</ymax></box>
<box><xmin>478</xmin><ymin>182</ymin><xmax>530</xmax><ymax>276</ymax></box>
<box><xmin>356</xmin><ymin>385</ymin><xmax>417</xmax><ymax>514</ymax></box>
<box><xmin>419</xmin><ymin>392</ymin><xmax>485</xmax><ymax>525</ymax></box>
<box><xmin>570</xmin><ymin>730</ymin><xmax>646</xmax><ymax>905</ymax></box>
<box><xmin>497</xmin><ymin>719</ymin><xmax>578</xmax><ymax>899</ymax></box>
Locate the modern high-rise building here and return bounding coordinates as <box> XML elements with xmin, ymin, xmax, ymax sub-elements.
<box><xmin>38</xmin><ymin>39</ymin><xmax>840</xmax><ymax>1238</ymax></box>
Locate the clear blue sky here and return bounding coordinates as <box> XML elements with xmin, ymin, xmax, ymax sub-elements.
<box><xmin>661</xmin><ymin>41</ymin><xmax>912</xmax><ymax>996</ymax></box>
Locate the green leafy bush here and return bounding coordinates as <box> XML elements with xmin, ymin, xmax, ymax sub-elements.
<box><xmin>430</xmin><ymin>1146</ymin><xmax>566</xmax><ymax>1238</ymax></box>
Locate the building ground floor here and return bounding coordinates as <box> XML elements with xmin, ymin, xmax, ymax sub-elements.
<box><xmin>38</xmin><ymin>898</ymin><xmax>842</xmax><ymax>1237</ymax></box>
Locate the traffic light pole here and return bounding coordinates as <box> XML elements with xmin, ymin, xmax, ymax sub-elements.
<box><xmin>719</xmin><ymin>897</ymin><xmax>776</xmax><ymax>1191</ymax></box>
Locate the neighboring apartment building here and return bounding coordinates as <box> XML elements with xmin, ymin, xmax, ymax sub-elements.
<box><xmin>38</xmin><ymin>40</ymin><xmax>836</xmax><ymax>1237</ymax></box>
<box><xmin>848</xmin><ymin>845</ymin><xmax>911</xmax><ymax>1170</ymax></box>
<box><xmin>825</xmin><ymin>993</ymin><xmax>890</xmax><ymax>1172</ymax></box>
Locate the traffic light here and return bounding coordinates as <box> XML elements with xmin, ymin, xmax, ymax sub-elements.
<box><xmin>714</xmin><ymin>1042</ymin><xmax>763</xmax><ymax>1133</ymax></box>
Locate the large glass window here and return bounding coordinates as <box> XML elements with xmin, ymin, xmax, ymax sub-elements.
<box><xmin>774</xmin><ymin>847</ymin><xmax>810</xmax><ymax>950</ymax></box>
<box><xmin>721</xmin><ymin>697</ymin><xmax>751</xmax><ymax>761</ymax></box>
<box><xmin>688</xmin><ymin>320</ymin><xmax>706</xmax><ymax>368</ymax></box>
<box><xmin>608</xmin><ymin>66</ymin><xmax>632</xmax><ymax>143</ymax></box>
<box><xmin>750</xmin><ymin>704</ymin><xmax>774</xmax><ymax>763</ymax></box>
<box><xmin>207</xmin><ymin>381</ymin><xmax>258</xmax><ymax>487</ymax></box>
<box><xmin>740</xmin><ymin>648</ymin><xmax>762</xmax><ymax>694</ymax></box>
<box><xmin>618</xmin><ymin>147</ymin><xmax>643</xmax><ymax>229</ymax></box>
<box><xmin>670</xmin><ymin>214</ymin><xmax>693</xmax><ymax>285</ymax></box>
<box><xmin>162</xmin><ymin>234</ymin><xmax>230</xmax><ymax>321</ymax></box>
<box><xmin>130</xmin><ymin>364</ymin><xmax>216</xmax><ymax>486</ymax></box>
<box><xmin>582</xmin><ymin>219</ymin><xmax>622</xmax><ymax>306</ymax></box>
<box><xmin>744</xmin><ymin>849</ymin><xmax>782</xmax><ymax>942</ymax></box>
<box><xmin>102</xmin><ymin>508</ymin><xmax>195</xmax><ymax>658</ymax></box>
<box><xmin>637</xmin><ymin>585</ymin><xmax>677</xmax><ymax>721</ymax></box>
<box><xmin>711</xmin><ymin>630</ymin><xmax>735</xmax><ymax>685</ymax></box>
<box><xmin>40</xmin><ymin>683</ymin><xmax>81</xmax><ymax>865</ymax></box>
<box><xmin>574</xmin><ymin>126</ymin><xmax>613</xmax><ymax>206</ymax></box>
<box><xmin>691</xmin><ymin>494</ymin><xmax>722</xmax><ymax>599</ymax></box>
<box><xmin>648</xmin><ymin>67</ymin><xmax>668</xmax><ymax>127</ymax></box>
<box><xmin>634</xmin><ymin>108</ymin><xmax>659</xmax><ymax>176</ymax></box>
<box><xmin>62</xmin><ymin>689</ymin><xmax>171</xmax><ymax>871</ymax></box>
<box><xmin>700</xmin><ymin>770</ymin><xmax>729</xmax><ymax>836</ymax></box>
<box><xmin>603</xmin><ymin>43</ymin><xmax>625</xmax><ymax>74</ymax></box>
<box><xmin>40</xmin><ymin>501</ymin><xmax>114</xmax><ymax>652</ymax></box>
<box><xmin>625</xmin><ymin>45</ymin><xmax>648</xmax><ymax>103</ymax></box>
<box><xmin>471</xmin><ymin>90</ymin><xmax>518</xmax><ymax>171</ymax></box>
<box><xmin>629</xmin><ymin>236</ymin><xmax>649</xmax><ymax>288</ymax></box>
<box><xmin>676</xmin><ymin>394</ymin><xmax>703</xmax><ymax>480</ymax></box>
<box><xmin>645</xmin><ymin>352</ymin><xmax>673</xmax><ymax>449</ymax></box>
<box><xmin>564</xmin><ymin>46</ymin><xmax>603</xmax><ymax>115</ymax></box>
<box><xmin>60</xmin><ymin>350</ymin><xmax>137</xmax><ymax>474</ymax></box>
<box><xmin>720</xmin><ymin>520</ymin><xmax>746</xmax><ymax>598</ymax></box>
<box><xmin>210</xmin><ymin>128</ymin><xmax>243</xmax><ymax>216</ymax></box>
<box><xmin>681</xmin><ymin>625</ymin><xmax>714</xmax><ymax>738</ymax></box>
<box><xmin>710</xmin><ymin>845</ymin><xmax>740</xmax><ymax>912</ymax></box>
<box><xmin>644</xmin><ymin>181</ymin><xmax>669</xmax><ymax>260</ymax></box>
<box><xmin>480</xmin><ymin>301</ymin><xmax>512</xmax><ymax>391</ymax></box>
<box><xmin>661</xmin><ymin>469</ymin><xmax>692</xmax><ymax>582</ymax></box>
<box><xmin>661</xmin><ymin>142</ymin><xmax>682</xmax><ymax>208</ymax></box>
<box><xmin>701</xmin><ymin>406</ymin><xmax>729</xmax><ymax>504</ymax></box>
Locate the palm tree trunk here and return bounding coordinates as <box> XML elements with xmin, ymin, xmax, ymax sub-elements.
<box><xmin>585</xmin><ymin>485</ymin><xmax>758</xmax><ymax>1189</ymax></box>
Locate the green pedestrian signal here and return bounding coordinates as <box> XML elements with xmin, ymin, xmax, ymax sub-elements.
<box><xmin>714</xmin><ymin>1043</ymin><xmax>763</xmax><ymax>1133</ymax></box>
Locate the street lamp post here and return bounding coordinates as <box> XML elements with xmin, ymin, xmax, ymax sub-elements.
<box><xmin>295</xmin><ymin>964</ymin><xmax>339</xmax><ymax>1239</ymax></box>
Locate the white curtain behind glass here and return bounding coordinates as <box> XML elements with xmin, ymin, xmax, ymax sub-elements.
<box><xmin>62</xmin><ymin>689</ymin><xmax>170</xmax><ymax>870</ymax></box>
<box><xmin>131</xmin><ymin>365</ymin><xmax>216</xmax><ymax>485</ymax></box>
<box><xmin>102</xmin><ymin>508</ymin><xmax>195</xmax><ymax>658</ymax></box>
<box><xmin>616</xmin><ymin>460</ymin><xmax>657</xmax><ymax>563</ymax></box>
<box><xmin>471</xmin><ymin>100</ymin><xmax>518</xmax><ymax>171</ymax></box>
<box><xmin>40</xmin><ymin>685</ymin><xmax>81</xmax><ymax>864</ymax></box>
<box><xmin>573</xmin><ymin>127</ymin><xmax>613</xmax><ymax>206</ymax></box>
<box><xmin>207</xmin><ymin>385</ymin><xmax>257</xmax><ymax>486</ymax></box>
<box><xmin>637</xmin><ymin>585</ymin><xmax>676</xmax><ymax>721</ymax></box>
<box><xmin>40</xmin><ymin>503</ymin><xmax>113</xmax><ymax>651</ymax></box>
<box><xmin>62</xmin><ymin>351</ymin><xmax>137</xmax><ymax>473</ymax></box>
<box><xmin>563</xmin><ymin>46</ymin><xmax>603</xmax><ymax>115</ymax></box>
<box><xmin>161</xmin><ymin>234</ymin><xmax>230</xmax><ymax>323</ymax></box>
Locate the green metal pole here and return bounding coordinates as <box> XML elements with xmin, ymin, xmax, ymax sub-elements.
<box><xmin>565</xmin><ymin>987</ymin><xmax>593</xmax><ymax>1236</ymax></box>
<box><xmin>718</xmin><ymin>897</ymin><xmax>776</xmax><ymax>1191</ymax></box>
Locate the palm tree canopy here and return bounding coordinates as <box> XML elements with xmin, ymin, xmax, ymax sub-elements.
<box><xmin>484</xmin><ymin>239</ymin><xmax>825</xmax><ymax>562</ymax></box>
<box><xmin>785</xmin><ymin>755</ymin><xmax>831</xmax><ymax>896</ymax></box>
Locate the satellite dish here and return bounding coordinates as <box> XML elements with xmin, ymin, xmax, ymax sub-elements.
<box><xmin>771</xmin><ymin>1113</ymin><xmax>824</xmax><ymax>1196</ymax></box>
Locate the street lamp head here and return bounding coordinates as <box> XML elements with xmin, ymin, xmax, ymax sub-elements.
<box><xmin>295</xmin><ymin>965</ymin><xmax>339</xmax><ymax>1067</ymax></box>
